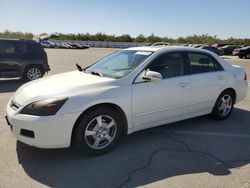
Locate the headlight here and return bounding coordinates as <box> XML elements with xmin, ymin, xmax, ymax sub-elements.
<box><xmin>20</xmin><ymin>97</ymin><xmax>68</xmax><ymax>116</ymax></box>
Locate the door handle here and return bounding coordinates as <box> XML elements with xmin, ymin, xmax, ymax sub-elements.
<box><xmin>178</xmin><ymin>82</ymin><xmax>189</xmax><ymax>88</ymax></box>
<box><xmin>217</xmin><ymin>76</ymin><xmax>224</xmax><ymax>81</ymax></box>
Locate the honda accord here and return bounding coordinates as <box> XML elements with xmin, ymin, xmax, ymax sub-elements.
<box><xmin>5</xmin><ymin>46</ymin><xmax>248</xmax><ymax>155</ymax></box>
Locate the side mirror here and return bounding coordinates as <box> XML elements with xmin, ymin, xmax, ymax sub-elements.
<box><xmin>142</xmin><ymin>71</ymin><xmax>162</xmax><ymax>82</ymax></box>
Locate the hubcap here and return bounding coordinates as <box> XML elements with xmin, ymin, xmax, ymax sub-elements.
<box><xmin>27</xmin><ymin>68</ymin><xmax>42</xmax><ymax>80</ymax></box>
<box><xmin>218</xmin><ymin>94</ymin><xmax>232</xmax><ymax>117</ymax></box>
<box><xmin>84</xmin><ymin>115</ymin><xmax>117</xmax><ymax>150</ymax></box>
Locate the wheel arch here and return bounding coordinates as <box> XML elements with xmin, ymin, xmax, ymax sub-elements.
<box><xmin>219</xmin><ymin>88</ymin><xmax>237</xmax><ymax>103</ymax></box>
<box><xmin>22</xmin><ymin>64</ymin><xmax>45</xmax><ymax>76</ymax></box>
<box><xmin>70</xmin><ymin>102</ymin><xmax>128</xmax><ymax>146</ymax></box>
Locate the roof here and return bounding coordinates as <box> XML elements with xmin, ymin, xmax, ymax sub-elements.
<box><xmin>0</xmin><ymin>38</ymin><xmax>34</xmax><ymax>42</ymax></box>
<box><xmin>125</xmin><ymin>45</ymin><xmax>213</xmax><ymax>53</ymax></box>
<box><xmin>125</xmin><ymin>45</ymin><xmax>187</xmax><ymax>52</ymax></box>
<box><xmin>124</xmin><ymin>45</ymin><xmax>222</xmax><ymax>57</ymax></box>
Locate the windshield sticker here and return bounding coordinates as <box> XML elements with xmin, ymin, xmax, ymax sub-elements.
<box><xmin>135</xmin><ymin>51</ymin><xmax>152</xmax><ymax>56</ymax></box>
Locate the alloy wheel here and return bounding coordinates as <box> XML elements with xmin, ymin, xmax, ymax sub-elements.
<box><xmin>27</xmin><ymin>68</ymin><xmax>42</xmax><ymax>80</ymax></box>
<box><xmin>218</xmin><ymin>94</ymin><xmax>233</xmax><ymax>117</ymax></box>
<box><xmin>84</xmin><ymin>115</ymin><xmax>117</xmax><ymax>150</ymax></box>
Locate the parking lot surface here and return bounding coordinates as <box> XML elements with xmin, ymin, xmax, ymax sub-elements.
<box><xmin>0</xmin><ymin>48</ymin><xmax>250</xmax><ymax>188</ymax></box>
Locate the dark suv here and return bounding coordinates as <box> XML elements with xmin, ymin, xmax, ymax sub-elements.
<box><xmin>0</xmin><ymin>39</ymin><xmax>50</xmax><ymax>81</ymax></box>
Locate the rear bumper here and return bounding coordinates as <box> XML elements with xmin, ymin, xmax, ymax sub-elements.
<box><xmin>43</xmin><ymin>64</ymin><xmax>50</xmax><ymax>72</ymax></box>
<box><xmin>235</xmin><ymin>80</ymin><xmax>248</xmax><ymax>104</ymax></box>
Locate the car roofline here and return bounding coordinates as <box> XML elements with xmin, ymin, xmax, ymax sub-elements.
<box><xmin>123</xmin><ymin>46</ymin><xmax>219</xmax><ymax>54</ymax></box>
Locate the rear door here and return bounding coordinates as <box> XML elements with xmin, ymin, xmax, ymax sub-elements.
<box><xmin>185</xmin><ymin>52</ymin><xmax>226</xmax><ymax>115</ymax></box>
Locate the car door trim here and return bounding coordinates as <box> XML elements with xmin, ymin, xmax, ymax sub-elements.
<box><xmin>134</xmin><ymin>103</ymin><xmax>189</xmax><ymax>118</ymax></box>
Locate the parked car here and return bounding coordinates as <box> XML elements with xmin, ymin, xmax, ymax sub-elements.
<box><xmin>233</xmin><ymin>46</ymin><xmax>250</xmax><ymax>59</ymax></box>
<box><xmin>81</xmin><ymin>44</ymin><xmax>90</xmax><ymax>49</ymax></box>
<box><xmin>212</xmin><ymin>43</ymin><xmax>235</xmax><ymax>48</ymax></box>
<box><xmin>221</xmin><ymin>45</ymin><xmax>241</xmax><ymax>55</ymax></box>
<box><xmin>61</xmin><ymin>43</ymin><xmax>73</xmax><ymax>49</ymax></box>
<box><xmin>192</xmin><ymin>44</ymin><xmax>206</xmax><ymax>48</ymax></box>
<box><xmin>0</xmin><ymin>38</ymin><xmax>50</xmax><ymax>81</ymax></box>
<box><xmin>40</xmin><ymin>40</ymin><xmax>55</xmax><ymax>48</ymax></box>
<box><xmin>53</xmin><ymin>42</ymin><xmax>63</xmax><ymax>49</ymax></box>
<box><xmin>5</xmin><ymin>46</ymin><xmax>247</xmax><ymax>155</ymax></box>
<box><xmin>68</xmin><ymin>43</ymin><xmax>90</xmax><ymax>49</ymax></box>
<box><xmin>149</xmin><ymin>42</ymin><xmax>171</xmax><ymax>46</ymax></box>
<box><xmin>199</xmin><ymin>46</ymin><xmax>223</xmax><ymax>56</ymax></box>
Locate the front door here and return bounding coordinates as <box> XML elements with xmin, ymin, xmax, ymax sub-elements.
<box><xmin>132</xmin><ymin>52</ymin><xmax>190</xmax><ymax>130</ymax></box>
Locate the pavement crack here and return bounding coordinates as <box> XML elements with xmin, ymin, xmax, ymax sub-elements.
<box><xmin>162</xmin><ymin>132</ymin><xmax>231</xmax><ymax>168</ymax></box>
<box><xmin>160</xmin><ymin>131</ymin><xmax>192</xmax><ymax>151</ymax></box>
<box><xmin>117</xmin><ymin>131</ymin><xmax>231</xmax><ymax>188</ymax></box>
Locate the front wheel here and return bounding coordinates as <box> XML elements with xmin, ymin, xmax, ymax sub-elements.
<box><xmin>73</xmin><ymin>106</ymin><xmax>123</xmax><ymax>155</ymax></box>
<box><xmin>210</xmin><ymin>90</ymin><xmax>235</xmax><ymax>120</ymax></box>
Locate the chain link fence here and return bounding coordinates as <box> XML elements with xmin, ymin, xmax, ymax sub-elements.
<box><xmin>50</xmin><ymin>40</ymin><xmax>150</xmax><ymax>48</ymax></box>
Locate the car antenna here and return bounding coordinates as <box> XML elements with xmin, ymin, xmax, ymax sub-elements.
<box><xmin>76</xmin><ymin>63</ymin><xmax>83</xmax><ymax>71</ymax></box>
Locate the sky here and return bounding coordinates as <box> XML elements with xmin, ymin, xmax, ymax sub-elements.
<box><xmin>1</xmin><ymin>0</ymin><xmax>250</xmax><ymax>39</ymax></box>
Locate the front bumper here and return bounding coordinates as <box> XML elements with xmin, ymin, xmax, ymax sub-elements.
<box><xmin>5</xmin><ymin>100</ymin><xmax>80</xmax><ymax>148</ymax></box>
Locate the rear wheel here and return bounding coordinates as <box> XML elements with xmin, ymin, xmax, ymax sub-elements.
<box><xmin>210</xmin><ymin>90</ymin><xmax>235</xmax><ymax>120</ymax></box>
<box><xmin>73</xmin><ymin>106</ymin><xmax>123</xmax><ymax>155</ymax></box>
<box><xmin>246</xmin><ymin>54</ymin><xmax>250</xmax><ymax>59</ymax></box>
<box><xmin>23</xmin><ymin>65</ymin><xmax>44</xmax><ymax>81</ymax></box>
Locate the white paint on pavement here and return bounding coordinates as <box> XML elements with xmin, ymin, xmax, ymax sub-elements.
<box><xmin>167</xmin><ymin>130</ymin><xmax>250</xmax><ymax>138</ymax></box>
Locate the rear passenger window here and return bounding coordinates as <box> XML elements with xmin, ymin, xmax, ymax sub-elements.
<box><xmin>4</xmin><ymin>41</ymin><xmax>25</xmax><ymax>54</ymax></box>
<box><xmin>187</xmin><ymin>53</ymin><xmax>223</xmax><ymax>74</ymax></box>
<box><xmin>4</xmin><ymin>43</ymin><xmax>15</xmax><ymax>54</ymax></box>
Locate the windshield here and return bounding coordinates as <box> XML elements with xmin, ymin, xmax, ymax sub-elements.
<box><xmin>86</xmin><ymin>50</ymin><xmax>153</xmax><ymax>78</ymax></box>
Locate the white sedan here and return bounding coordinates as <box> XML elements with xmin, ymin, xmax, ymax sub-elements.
<box><xmin>5</xmin><ymin>46</ymin><xmax>248</xmax><ymax>155</ymax></box>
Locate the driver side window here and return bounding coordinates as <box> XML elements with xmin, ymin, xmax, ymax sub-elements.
<box><xmin>147</xmin><ymin>52</ymin><xmax>184</xmax><ymax>79</ymax></box>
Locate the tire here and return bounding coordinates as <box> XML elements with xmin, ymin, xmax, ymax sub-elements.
<box><xmin>73</xmin><ymin>106</ymin><xmax>123</xmax><ymax>155</ymax></box>
<box><xmin>210</xmin><ymin>90</ymin><xmax>235</xmax><ymax>120</ymax></box>
<box><xmin>246</xmin><ymin>54</ymin><xmax>250</xmax><ymax>59</ymax></box>
<box><xmin>23</xmin><ymin>65</ymin><xmax>44</xmax><ymax>81</ymax></box>
<box><xmin>239</xmin><ymin>55</ymin><xmax>243</xmax><ymax>59</ymax></box>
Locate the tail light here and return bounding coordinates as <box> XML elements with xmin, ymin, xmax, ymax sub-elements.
<box><xmin>244</xmin><ymin>72</ymin><xmax>247</xmax><ymax>80</ymax></box>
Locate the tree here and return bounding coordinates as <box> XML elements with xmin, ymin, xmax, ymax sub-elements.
<box><xmin>134</xmin><ymin>34</ymin><xmax>146</xmax><ymax>42</ymax></box>
<box><xmin>0</xmin><ymin>30</ymin><xmax>250</xmax><ymax>45</ymax></box>
<box><xmin>145</xmin><ymin>33</ymin><xmax>162</xmax><ymax>43</ymax></box>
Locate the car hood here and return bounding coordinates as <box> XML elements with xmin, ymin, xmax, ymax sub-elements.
<box><xmin>14</xmin><ymin>71</ymin><xmax>115</xmax><ymax>106</ymax></box>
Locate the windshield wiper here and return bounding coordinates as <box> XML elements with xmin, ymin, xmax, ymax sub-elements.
<box><xmin>76</xmin><ymin>63</ymin><xmax>84</xmax><ymax>71</ymax></box>
<box><xmin>76</xmin><ymin>63</ymin><xmax>89</xmax><ymax>72</ymax></box>
<box><xmin>90</xmin><ymin>71</ymin><xmax>103</xmax><ymax>77</ymax></box>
